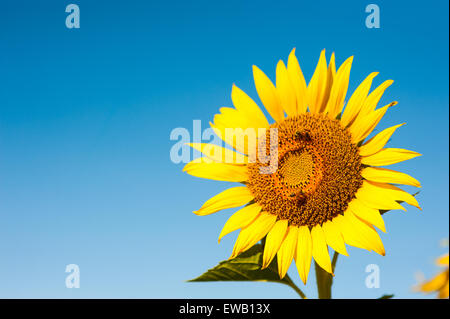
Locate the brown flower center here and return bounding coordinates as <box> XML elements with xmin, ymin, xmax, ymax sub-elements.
<box><xmin>247</xmin><ymin>113</ymin><xmax>363</xmax><ymax>227</ymax></box>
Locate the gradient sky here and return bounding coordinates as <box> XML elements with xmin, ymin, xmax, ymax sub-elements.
<box><xmin>0</xmin><ymin>0</ymin><xmax>448</xmax><ymax>298</ymax></box>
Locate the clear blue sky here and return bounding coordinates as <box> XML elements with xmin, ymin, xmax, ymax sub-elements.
<box><xmin>0</xmin><ymin>0</ymin><xmax>448</xmax><ymax>298</ymax></box>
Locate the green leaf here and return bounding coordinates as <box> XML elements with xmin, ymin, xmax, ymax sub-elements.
<box><xmin>378</xmin><ymin>294</ymin><xmax>394</xmax><ymax>299</ymax></box>
<box><xmin>188</xmin><ymin>244</ymin><xmax>306</xmax><ymax>298</ymax></box>
<box><xmin>188</xmin><ymin>244</ymin><xmax>281</xmax><ymax>282</ymax></box>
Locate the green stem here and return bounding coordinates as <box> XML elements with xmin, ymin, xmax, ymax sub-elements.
<box><xmin>315</xmin><ymin>251</ymin><xmax>339</xmax><ymax>299</ymax></box>
<box><xmin>284</xmin><ymin>274</ymin><xmax>307</xmax><ymax>299</ymax></box>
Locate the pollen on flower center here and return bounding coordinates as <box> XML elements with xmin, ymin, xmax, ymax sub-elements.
<box><xmin>246</xmin><ymin>113</ymin><xmax>363</xmax><ymax>227</ymax></box>
<box><xmin>279</xmin><ymin>151</ymin><xmax>313</xmax><ymax>187</ymax></box>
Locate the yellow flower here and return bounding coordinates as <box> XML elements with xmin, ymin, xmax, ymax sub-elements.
<box><xmin>418</xmin><ymin>254</ymin><xmax>449</xmax><ymax>299</ymax></box>
<box><xmin>184</xmin><ymin>49</ymin><xmax>421</xmax><ymax>284</ymax></box>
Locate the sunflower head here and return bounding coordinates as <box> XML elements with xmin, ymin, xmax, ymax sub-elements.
<box><xmin>184</xmin><ymin>49</ymin><xmax>421</xmax><ymax>284</ymax></box>
<box><xmin>247</xmin><ymin>113</ymin><xmax>364</xmax><ymax>228</ymax></box>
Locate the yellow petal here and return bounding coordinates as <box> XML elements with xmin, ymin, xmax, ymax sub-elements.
<box><xmin>321</xmin><ymin>52</ymin><xmax>336</xmax><ymax>114</ymax></box>
<box><xmin>420</xmin><ymin>270</ymin><xmax>449</xmax><ymax>293</ymax></box>
<box><xmin>334</xmin><ymin>214</ymin><xmax>372</xmax><ymax>251</ymax></box>
<box><xmin>328</xmin><ymin>52</ymin><xmax>336</xmax><ymax>77</ymax></box>
<box><xmin>276</xmin><ymin>60</ymin><xmax>297</xmax><ymax>117</ymax></box>
<box><xmin>359</xmin><ymin>123</ymin><xmax>405</xmax><ymax>157</ymax></box>
<box><xmin>325</xmin><ymin>56</ymin><xmax>353</xmax><ymax>118</ymax></box>
<box><xmin>322</xmin><ymin>219</ymin><xmax>348</xmax><ymax>256</ymax></box>
<box><xmin>212</xmin><ymin>90</ymin><xmax>270</xmax><ymax>155</ymax></box>
<box><xmin>210</xmin><ymin>122</ymin><xmax>258</xmax><ymax>156</ymax></box>
<box><xmin>350</xmin><ymin>102</ymin><xmax>397</xmax><ymax>144</ymax></box>
<box><xmin>253</xmin><ymin>65</ymin><xmax>284</xmax><ymax>122</ymax></box>
<box><xmin>311</xmin><ymin>225</ymin><xmax>333</xmax><ymax>274</ymax></box>
<box><xmin>307</xmin><ymin>50</ymin><xmax>329</xmax><ymax>114</ymax></box>
<box><xmin>361</xmin><ymin>148</ymin><xmax>421</xmax><ymax>166</ymax></box>
<box><xmin>213</xmin><ymin>106</ymin><xmax>253</xmax><ymax>130</ymax></box>
<box><xmin>361</xmin><ymin>167</ymin><xmax>421</xmax><ymax>188</ymax></box>
<box><xmin>188</xmin><ymin>143</ymin><xmax>248</xmax><ymax>165</ymax></box>
<box><xmin>287</xmin><ymin>48</ymin><xmax>308</xmax><ymax>114</ymax></box>
<box><xmin>231</xmin><ymin>84</ymin><xmax>269</xmax><ymax>129</ymax></box>
<box><xmin>218</xmin><ymin>203</ymin><xmax>262</xmax><ymax>242</ymax></box>
<box><xmin>438</xmin><ymin>280</ymin><xmax>449</xmax><ymax>299</ymax></box>
<box><xmin>359</xmin><ymin>80</ymin><xmax>394</xmax><ymax>116</ymax></box>
<box><xmin>345</xmin><ymin>210</ymin><xmax>385</xmax><ymax>256</ymax></box>
<box><xmin>366</xmin><ymin>181</ymin><xmax>421</xmax><ymax>209</ymax></box>
<box><xmin>262</xmin><ymin>219</ymin><xmax>288</xmax><ymax>268</ymax></box>
<box><xmin>194</xmin><ymin>186</ymin><xmax>254</xmax><ymax>216</ymax></box>
<box><xmin>347</xmin><ymin>198</ymin><xmax>386</xmax><ymax>232</ymax></box>
<box><xmin>436</xmin><ymin>254</ymin><xmax>449</xmax><ymax>267</ymax></box>
<box><xmin>277</xmin><ymin>226</ymin><xmax>298</xmax><ymax>279</ymax></box>
<box><xmin>356</xmin><ymin>181</ymin><xmax>406</xmax><ymax>211</ymax></box>
<box><xmin>340</xmin><ymin>72</ymin><xmax>379</xmax><ymax>127</ymax></box>
<box><xmin>295</xmin><ymin>226</ymin><xmax>313</xmax><ymax>284</ymax></box>
<box><xmin>230</xmin><ymin>212</ymin><xmax>277</xmax><ymax>259</ymax></box>
<box><xmin>183</xmin><ymin>158</ymin><xmax>248</xmax><ymax>182</ymax></box>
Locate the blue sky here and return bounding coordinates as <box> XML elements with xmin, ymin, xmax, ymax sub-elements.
<box><xmin>0</xmin><ymin>0</ymin><xmax>448</xmax><ymax>298</ymax></box>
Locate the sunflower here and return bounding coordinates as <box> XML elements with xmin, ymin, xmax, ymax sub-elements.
<box><xmin>418</xmin><ymin>253</ymin><xmax>449</xmax><ymax>299</ymax></box>
<box><xmin>184</xmin><ymin>49</ymin><xmax>421</xmax><ymax>284</ymax></box>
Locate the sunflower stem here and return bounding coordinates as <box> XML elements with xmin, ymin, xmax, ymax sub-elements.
<box><xmin>315</xmin><ymin>251</ymin><xmax>339</xmax><ymax>299</ymax></box>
